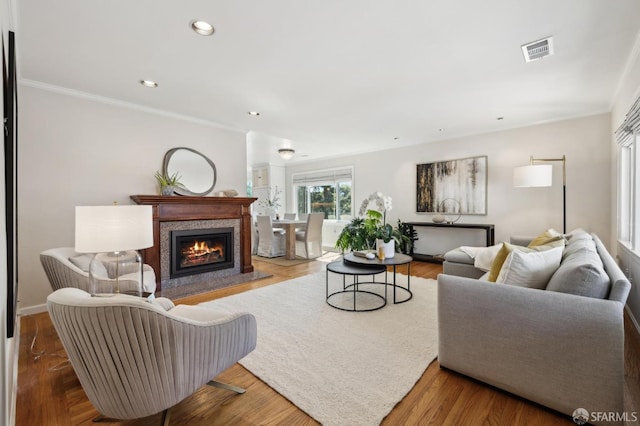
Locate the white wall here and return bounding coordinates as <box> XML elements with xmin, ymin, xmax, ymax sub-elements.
<box><xmin>287</xmin><ymin>113</ymin><xmax>612</xmax><ymax>254</ymax></box>
<box><xmin>17</xmin><ymin>85</ymin><xmax>248</xmax><ymax>312</ymax></box>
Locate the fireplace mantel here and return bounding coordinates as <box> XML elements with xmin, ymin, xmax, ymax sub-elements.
<box><xmin>131</xmin><ymin>195</ymin><xmax>257</xmax><ymax>291</ymax></box>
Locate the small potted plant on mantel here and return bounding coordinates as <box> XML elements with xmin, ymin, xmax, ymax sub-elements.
<box><xmin>154</xmin><ymin>170</ymin><xmax>184</xmax><ymax>196</ymax></box>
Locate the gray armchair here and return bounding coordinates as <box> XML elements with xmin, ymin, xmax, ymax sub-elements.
<box><xmin>47</xmin><ymin>287</ymin><xmax>257</xmax><ymax>424</ymax></box>
<box><xmin>40</xmin><ymin>247</ymin><xmax>157</xmax><ymax>294</ymax></box>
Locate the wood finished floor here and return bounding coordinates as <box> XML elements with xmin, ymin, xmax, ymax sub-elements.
<box><xmin>16</xmin><ymin>257</ymin><xmax>640</xmax><ymax>425</ymax></box>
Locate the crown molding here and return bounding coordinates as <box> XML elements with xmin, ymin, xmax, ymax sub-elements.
<box><xmin>611</xmin><ymin>29</ymin><xmax>640</xmax><ymax>110</ymax></box>
<box><xmin>19</xmin><ymin>79</ymin><xmax>246</xmax><ymax>134</ymax></box>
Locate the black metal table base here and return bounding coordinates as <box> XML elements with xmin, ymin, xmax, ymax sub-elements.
<box><xmin>325</xmin><ymin>257</ymin><xmax>414</xmax><ymax>311</ymax></box>
<box><xmin>326</xmin><ymin>262</ymin><xmax>387</xmax><ymax>312</ymax></box>
<box><xmin>342</xmin><ymin>253</ymin><xmax>414</xmax><ymax>306</ymax></box>
<box><xmin>382</xmin><ymin>267</ymin><xmax>413</xmax><ymax>304</ymax></box>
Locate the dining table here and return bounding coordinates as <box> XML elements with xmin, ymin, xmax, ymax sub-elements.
<box><xmin>271</xmin><ymin>219</ymin><xmax>307</xmax><ymax>260</ymax></box>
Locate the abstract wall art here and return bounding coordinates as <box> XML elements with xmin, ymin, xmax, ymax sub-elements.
<box><xmin>416</xmin><ymin>155</ymin><xmax>487</xmax><ymax>215</ymax></box>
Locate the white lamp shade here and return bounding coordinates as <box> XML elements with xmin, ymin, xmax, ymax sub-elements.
<box><xmin>513</xmin><ymin>164</ymin><xmax>553</xmax><ymax>187</ymax></box>
<box><xmin>75</xmin><ymin>205</ymin><xmax>153</xmax><ymax>253</ymax></box>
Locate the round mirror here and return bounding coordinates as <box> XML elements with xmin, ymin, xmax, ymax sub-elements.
<box><xmin>163</xmin><ymin>147</ymin><xmax>217</xmax><ymax>196</ymax></box>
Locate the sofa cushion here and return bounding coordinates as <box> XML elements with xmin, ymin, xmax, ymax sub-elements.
<box><xmin>546</xmin><ymin>235</ymin><xmax>611</xmax><ymax>299</ymax></box>
<box><xmin>488</xmin><ymin>239</ymin><xmax>565</xmax><ymax>282</ymax></box>
<box><xmin>444</xmin><ymin>247</ymin><xmax>474</xmax><ymax>265</ymax></box>
<box><xmin>496</xmin><ymin>246</ymin><xmax>563</xmax><ymax>289</ymax></box>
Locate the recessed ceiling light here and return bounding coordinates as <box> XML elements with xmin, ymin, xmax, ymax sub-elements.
<box><xmin>140</xmin><ymin>80</ymin><xmax>158</xmax><ymax>88</ymax></box>
<box><xmin>248</xmin><ymin>111</ymin><xmax>260</xmax><ymax>116</ymax></box>
<box><xmin>191</xmin><ymin>20</ymin><xmax>214</xmax><ymax>36</ymax></box>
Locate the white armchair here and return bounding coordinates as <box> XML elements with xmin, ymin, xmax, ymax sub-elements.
<box><xmin>40</xmin><ymin>247</ymin><xmax>157</xmax><ymax>295</ymax></box>
<box><xmin>47</xmin><ymin>287</ymin><xmax>257</xmax><ymax>423</ymax></box>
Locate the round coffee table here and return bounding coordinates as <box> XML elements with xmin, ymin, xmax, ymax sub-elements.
<box><xmin>325</xmin><ymin>261</ymin><xmax>387</xmax><ymax>312</ymax></box>
<box><xmin>343</xmin><ymin>252</ymin><xmax>413</xmax><ymax>304</ymax></box>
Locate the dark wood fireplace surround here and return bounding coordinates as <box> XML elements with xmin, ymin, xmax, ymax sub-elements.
<box><xmin>131</xmin><ymin>195</ymin><xmax>257</xmax><ymax>292</ymax></box>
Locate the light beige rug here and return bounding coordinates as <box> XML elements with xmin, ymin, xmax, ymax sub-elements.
<box><xmin>251</xmin><ymin>255</ymin><xmax>312</xmax><ymax>266</ymax></box>
<box><xmin>252</xmin><ymin>251</ymin><xmax>342</xmax><ymax>266</ymax></box>
<box><xmin>199</xmin><ymin>271</ymin><xmax>438</xmax><ymax>426</ymax></box>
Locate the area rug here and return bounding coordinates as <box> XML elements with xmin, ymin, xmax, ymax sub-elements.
<box><xmin>252</xmin><ymin>251</ymin><xmax>342</xmax><ymax>266</ymax></box>
<box><xmin>251</xmin><ymin>255</ymin><xmax>312</xmax><ymax>266</ymax></box>
<box><xmin>198</xmin><ymin>271</ymin><xmax>438</xmax><ymax>426</ymax></box>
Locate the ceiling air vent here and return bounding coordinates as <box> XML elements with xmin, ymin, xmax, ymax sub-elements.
<box><xmin>521</xmin><ymin>37</ymin><xmax>554</xmax><ymax>62</ymax></box>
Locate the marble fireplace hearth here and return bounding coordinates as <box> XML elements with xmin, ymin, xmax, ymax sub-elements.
<box><xmin>160</xmin><ymin>219</ymin><xmax>240</xmax><ymax>289</ymax></box>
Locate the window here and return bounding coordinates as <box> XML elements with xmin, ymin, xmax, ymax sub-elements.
<box><xmin>292</xmin><ymin>167</ymin><xmax>353</xmax><ymax>220</ymax></box>
<box><xmin>617</xmin><ymin>96</ymin><xmax>640</xmax><ymax>248</ymax></box>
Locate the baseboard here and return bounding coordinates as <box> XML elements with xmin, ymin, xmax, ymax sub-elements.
<box><xmin>18</xmin><ymin>303</ymin><xmax>48</xmax><ymax>317</ymax></box>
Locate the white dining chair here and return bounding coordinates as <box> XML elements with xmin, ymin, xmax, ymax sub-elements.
<box><xmin>295</xmin><ymin>213</ymin><xmax>324</xmax><ymax>259</ymax></box>
<box><xmin>256</xmin><ymin>215</ymin><xmax>286</xmax><ymax>258</ymax></box>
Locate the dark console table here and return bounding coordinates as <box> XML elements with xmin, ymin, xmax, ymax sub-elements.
<box><xmin>405</xmin><ymin>222</ymin><xmax>495</xmax><ymax>263</ymax></box>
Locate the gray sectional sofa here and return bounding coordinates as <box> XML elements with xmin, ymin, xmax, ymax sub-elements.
<box><xmin>438</xmin><ymin>230</ymin><xmax>631</xmax><ymax>425</ymax></box>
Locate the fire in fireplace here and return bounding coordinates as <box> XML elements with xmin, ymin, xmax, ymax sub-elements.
<box><xmin>170</xmin><ymin>228</ymin><xmax>234</xmax><ymax>278</ymax></box>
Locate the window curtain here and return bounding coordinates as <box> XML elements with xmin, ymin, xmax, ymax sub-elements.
<box><xmin>616</xmin><ymin>96</ymin><xmax>640</xmax><ymax>146</ymax></box>
<box><xmin>292</xmin><ymin>167</ymin><xmax>353</xmax><ymax>186</ymax></box>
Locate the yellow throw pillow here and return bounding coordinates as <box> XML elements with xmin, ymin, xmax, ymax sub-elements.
<box><xmin>487</xmin><ymin>240</ymin><xmax>565</xmax><ymax>282</ymax></box>
<box><xmin>488</xmin><ymin>243</ymin><xmax>509</xmax><ymax>282</ymax></box>
<box><xmin>528</xmin><ymin>228</ymin><xmax>565</xmax><ymax>247</ymax></box>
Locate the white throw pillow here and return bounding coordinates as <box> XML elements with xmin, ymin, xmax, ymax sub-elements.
<box><xmin>496</xmin><ymin>246</ymin><xmax>563</xmax><ymax>289</ymax></box>
<box><xmin>472</xmin><ymin>244</ymin><xmax>503</xmax><ymax>271</ymax></box>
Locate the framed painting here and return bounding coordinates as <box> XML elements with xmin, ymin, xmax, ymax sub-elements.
<box><xmin>416</xmin><ymin>155</ymin><xmax>487</xmax><ymax>215</ymax></box>
<box><xmin>4</xmin><ymin>31</ymin><xmax>18</xmax><ymax>338</ymax></box>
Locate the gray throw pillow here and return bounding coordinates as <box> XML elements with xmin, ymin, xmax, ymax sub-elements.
<box><xmin>68</xmin><ymin>254</ymin><xmax>94</xmax><ymax>272</ymax></box>
<box><xmin>561</xmin><ymin>235</ymin><xmax>597</xmax><ymax>261</ymax></box>
<box><xmin>546</xmin><ymin>237</ymin><xmax>610</xmax><ymax>299</ymax></box>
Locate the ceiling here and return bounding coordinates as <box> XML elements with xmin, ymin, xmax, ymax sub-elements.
<box><xmin>16</xmin><ymin>0</ymin><xmax>640</xmax><ymax>166</ymax></box>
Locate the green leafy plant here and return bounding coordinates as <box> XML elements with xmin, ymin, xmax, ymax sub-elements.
<box><xmin>393</xmin><ymin>219</ymin><xmax>417</xmax><ymax>254</ymax></box>
<box><xmin>336</xmin><ymin>192</ymin><xmax>412</xmax><ymax>253</ymax></box>
<box><xmin>154</xmin><ymin>170</ymin><xmax>184</xmax><ymax>188</ymax></box>
<box><xmin>336</xmin><ymin>210</ymin><xmax>389</xmax><ymax>252</ymax></box>
<box><xmin>335</xmin><ymin>215</ymin><xmax>373</xmax><ymax>252</ymax></box>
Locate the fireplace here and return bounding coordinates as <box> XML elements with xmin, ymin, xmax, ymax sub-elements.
<box><xmin>131</xmin><ymin>195</ymin><xmax>257</xmax><ymax>292</ymax></box>
<box><xmin>170</xmin><ymin>228</ymin><xmax>234</xmax><ymax>279</ymax></box>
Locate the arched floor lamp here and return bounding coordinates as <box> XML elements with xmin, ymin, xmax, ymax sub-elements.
<box><xmin>513</xmin><ymin>155</ymin><xmax>566</xmax><ymax>233</ymax></box>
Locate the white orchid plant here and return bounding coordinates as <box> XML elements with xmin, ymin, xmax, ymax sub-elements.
<box><xmin>358</xmin><ymin>192</ymin><xmax>393</xmax><ymax>243</ymax></box>
<box><xmin>358</xmin><ymin>191</ymin><xmax>392</xmax><ymax>219</ymax></box>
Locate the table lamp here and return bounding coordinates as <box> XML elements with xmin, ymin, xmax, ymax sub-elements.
<box><xmin>75</xmin><ymin>204</ymin><xmax>153</xmax><ymax>296</ymax></box>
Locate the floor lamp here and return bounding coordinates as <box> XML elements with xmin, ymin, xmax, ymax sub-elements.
<box><xmin>513</xmin><ymin>155</ymin><xmax>567</xmax><ymax>234</ymax></box>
